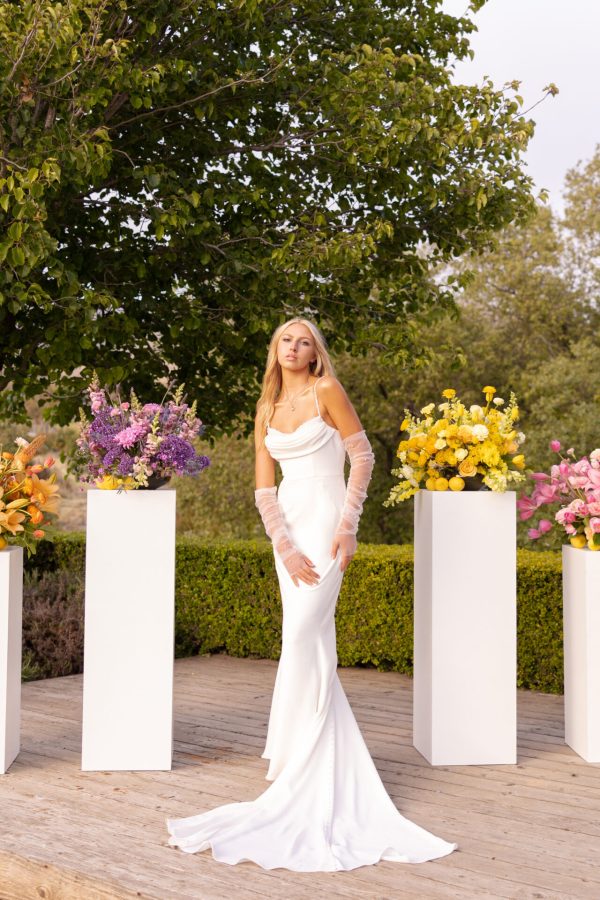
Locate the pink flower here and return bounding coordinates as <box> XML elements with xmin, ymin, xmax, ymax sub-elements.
<box><xmin>550</xmin><ymin>440</ymin><xmax>561</xmax><ymax>452</ymax></box>
<box><xmin>528</xmin><ymin>528</ymin><xmax>541</xmax><ymax>540</ymax></box>
<box><xmin>565</xmin><ymin>524</ymin><xmax>576</xmax><ymax>534</ymax></box>
<box><xmin>590</xmin><ymin>517</ymin><xmax>600</xmax><ymax>534</ymax></box>
<box><xmin>556</xmin><ymin>508</ymin><xmax>572</xmax><ymax>524</ymax></box>
<box><xmin>586</xmin><ymin>501</ymin><xmax>600</xmax><ymax>516</ymax></box>
<box><xmin>517</xmin><ymin>496</ymin><xmax>538</xmax><ymax>521</ymax></box>
<box><xmin>538</xmin><ymin>519</ymin><xmax>553</xmax><ymax>534</ymax></box>
<box><xmin>530</xmin><ymin>472</ymin><xmax>550</xmax><ymax>481</ymax></box>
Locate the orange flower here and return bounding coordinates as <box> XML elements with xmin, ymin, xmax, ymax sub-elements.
<box><xmin>29</xmin><ymin>474</ymin><xmax>60</xmax><ymax>514</ymax></box>
<box><xmin>0</xmin><ymin>501</ymin><xmax>25</xmax><ymax>535</ymax></box>
<box><xmin>33</xmin><ymin>529</ymin><xmax>45</xmax><ymax>539</ymax></box>
<box><xmin>27</xmin><ymin>505</ymin><xmax>44</xmax><ymax>525</ymax></box>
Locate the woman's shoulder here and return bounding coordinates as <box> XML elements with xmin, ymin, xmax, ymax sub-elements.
<box><xmin>315</xmin><ymin>374</ymin><xmax>347</xmax><ymax>397</ymax></box>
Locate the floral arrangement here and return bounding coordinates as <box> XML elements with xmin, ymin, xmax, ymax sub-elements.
<box><xmin>385</xmin><ymin>386</ymin><xmax>526</xmax><ymax>505</ymax></box>
<box><xmin>0</xmin><ymin>435</ymin><xmax>60</xmax><ymax>554</ymax></box>
<box><xmin>518</xmin><ymin>441</ymin><xmax>600</xmax><ymax>550</ymax></box>
<box><xmin>76</xmin><ymin>377</ymin><xmax>210</xmax><ymax>489</ymax></box>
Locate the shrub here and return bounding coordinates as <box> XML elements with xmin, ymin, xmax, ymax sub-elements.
<box><xmin>22</xmin><ymin>567</ymin><xmax>84</xmax><ymax>681</ymax></box>
<box><xmin>24</xmin><ymin>534</ymin><xmax>566</xmax><ymax>692</ymax></box>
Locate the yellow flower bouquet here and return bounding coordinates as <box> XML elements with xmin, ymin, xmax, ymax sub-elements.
<box><xmin>0</xmin><ymin>435</ymin><xmax>60</xmax><ymax>554</ymax></box>
<box><xmin>385</xmin><ymin>386</ymin><xmax>526</xmax><ymax>506</ymax></box>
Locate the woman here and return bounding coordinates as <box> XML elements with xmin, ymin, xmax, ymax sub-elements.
<box><xmin>166</xmin><ymin>318</ymin><xmax>456</xmax><ymax>871</ymax></box>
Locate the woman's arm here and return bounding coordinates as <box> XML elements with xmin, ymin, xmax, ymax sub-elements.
<box><xmin>316</xmin><ymin>376</ymin><xmax>363</xmax><ymax>438</ymax></box>
<box><xmin>254</xmin><ymin>418</ymin><xmax>276</xmax><ymax>489</ymax></box>
<box><xmin>317</xmin><ymin>378</ymin><xmax>375</xmax><ymax>572</ymax></box>
<box><xmin>253</xmin><ymin>415</ymin><xmax>319</xmax><ymax>587</ymax></box>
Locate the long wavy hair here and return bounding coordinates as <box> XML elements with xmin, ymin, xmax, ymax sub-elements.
<box><xmin>256</xmin><ymin>318</ymin><xmax>336</xmax><ymax>437</ymax></box>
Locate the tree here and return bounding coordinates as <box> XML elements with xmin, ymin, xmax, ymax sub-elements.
<box><xmin>0</xmin><ymin>0</ymin><xmax>542</xmax><ymax>428</ymax></box>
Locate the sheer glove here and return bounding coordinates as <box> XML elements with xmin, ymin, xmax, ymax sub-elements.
<box><xmin>255</xmin><ymin>487</ymin><xmax>317</xmax><ymax>582</ymax></box>
<box><xmin>332</xmin><ymin>431</ymin><xmax>375</xmax><ymax>568</ymax></box>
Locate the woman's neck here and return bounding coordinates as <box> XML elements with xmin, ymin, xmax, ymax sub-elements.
<box><xmin>280</xmin><ymin>370</ymin><xmax>313</xmax><ymax>393</ymax></box>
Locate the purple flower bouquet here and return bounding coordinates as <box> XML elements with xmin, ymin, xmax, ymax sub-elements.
<box><xmin>76</xmin><ymin>377</ymin><xmax>210</xmax><ymax>489</ymax></box>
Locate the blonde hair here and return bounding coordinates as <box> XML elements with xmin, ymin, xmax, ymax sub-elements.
<box><xmin>256</xmin><ymin>318</ymin><xmax>336</xmax><ymax>436</ymax></box>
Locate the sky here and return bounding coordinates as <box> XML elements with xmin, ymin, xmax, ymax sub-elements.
<box><xmin>441</xmin><ymin>0</ymin><xmax>600</xmax><ymax>212</ymax></box>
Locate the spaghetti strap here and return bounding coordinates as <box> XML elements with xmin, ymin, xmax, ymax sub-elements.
<box><xmin>313</xmin><ymin>379</ymin><xmax>321</xmax><ymax>417</ymax></box>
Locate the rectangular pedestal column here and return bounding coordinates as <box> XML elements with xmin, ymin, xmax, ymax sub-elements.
<box><xmin>414</xmin><ymin>490</ymin><xmax>516</xmax><ymax>765</ymax></box>
<box><xmin>563</xmin><ymin>545</ymin><xmax>600</xmax><ymax>762</ymax></box>
<box><xmin>1</xmin><ymin>546</ymin><xmax>23</xmax><ymax>775</ymax></box>
<box><xmin>82</xmin><ymin>490</ymin><xmax>176</xmax><ymax>771</ymax></box>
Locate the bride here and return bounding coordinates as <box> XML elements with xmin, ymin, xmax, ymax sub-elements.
<box><xmin>166</xmin><ymin>317</ymin><xmax>457</xmax><ymax>871</ymax></box>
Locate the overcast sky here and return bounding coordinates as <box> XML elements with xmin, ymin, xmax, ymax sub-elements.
<box><xmin>441</xmin><ymin>0</ymin><xmax>600</xmax><ymax>212</ymax></box>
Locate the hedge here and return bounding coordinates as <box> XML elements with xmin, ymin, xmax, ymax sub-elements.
<box><xmin>25</xmin><ymin>534</ymin><xmax>564</xmax><ymax>693</ymax></box>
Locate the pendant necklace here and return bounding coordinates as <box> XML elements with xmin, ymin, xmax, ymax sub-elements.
<box><xmin>284</xmin><ymin>379</ymin><xmax>311</xmax><ymax>411</ymax></box>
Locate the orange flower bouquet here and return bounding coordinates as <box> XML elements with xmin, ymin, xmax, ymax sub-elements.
<box><xmin>0</xmin><ymin>435</ymin><xmax>60</xmax><ymax>555</ymax></box>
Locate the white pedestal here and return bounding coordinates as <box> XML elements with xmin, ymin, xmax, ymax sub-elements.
<box><xmin>1</xmin><ymin>547</ymin><xmax>23</xmax><ymax>775</ymax></box>
<box><xmin>413</xmin><ymin>490</ymin><xmax>517</xmax><ymax>765</ymax></box>
<box><xmin>563</xmin><ymin>545</ymin><xmax>600</xmax><ymax>762</ymax></box>
<box><xmin>82</xmin><ymin>490</ymin><xmax>176</xmax><ymax>771</ymax></box>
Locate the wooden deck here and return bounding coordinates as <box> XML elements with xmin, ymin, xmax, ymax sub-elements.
<box><xmin>1</xmin><ymin>655</ymin><xmax>599</xmax><ymax>900</ymax></box>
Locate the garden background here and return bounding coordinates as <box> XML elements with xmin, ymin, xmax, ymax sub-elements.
<box><xmin>1</xmin><ymin>1</ymin><xmax>598</xmax><ymax>695</ymax></box>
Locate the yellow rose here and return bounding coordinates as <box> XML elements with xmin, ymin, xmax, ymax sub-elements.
<box><xmin>449</xmin><ymin>476</ymin><xmax>465</xmax><ymax>491</ymax></box>
<box><xmin>435</xmin><ymin>477</ymin><xmax>449</xmax><ymax>491</ymax></box>
<box><xmin>457</xmin><ymin>425</ymin><xmax>474</xmax><ymax>443</ymax></box>
<box><xmin>442</xmin><ymin>389</ymin><xmax>456</xmax><ymax>399</ymax></box>
<box><xmin>424</xmin><ymin>437</ymin><xmax>437</xmax><ymax>455</ymax></box>
<box><xmin>570</xmin><ymin>534</ymin><xmax>587</xmax><ymax>549</ymax></box>
<box><xmin>97</xmin><ymin>475</ymin><xmax>121</xmax><ymax>490</ymax></box>
<box><xmin>458</xmin><ymin>459</ymin><xmax>477</xmax><ymax>477</ymax></box>
<box><xmin>512</xmin><ymin>454</ymin><xmax>525</xmax><ymax>469</ymax></box>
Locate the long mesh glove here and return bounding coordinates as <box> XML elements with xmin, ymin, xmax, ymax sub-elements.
<box><xmin>254</xmin><ymin>486</ymin><xmax>306</xmax><ymax>577</ymax></box>
<box><xmin>335</xmin><ymin>431</ymin><xmax>375</xmax><ymax>553</ymax></box>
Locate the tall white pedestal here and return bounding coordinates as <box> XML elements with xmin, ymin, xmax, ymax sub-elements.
<box><xmin>563</xmin><ymin>545</ymin><xmax>600</xmax><ymax>762</ymax></box>
<box><xmin>82</xmin><ymin>490</ymin><xmax>176</xmax><ymax>771</ymax></box>
<box><xmin>413</xmin><ymin>490</ymin><xmax>516</xmax><ymax>765</ymax></box>
<box><xmin>1</xmin><ymin>546</ymin><xmax>23</xmax><ymax>775</ymax></box>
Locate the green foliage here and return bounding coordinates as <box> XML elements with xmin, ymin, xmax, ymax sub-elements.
<box><xmin>174</xmin><ymin>433</ymin><xmax>263</xmax><ymax>539</ymax></box>
<box><xmin>516</xmin><ymin>549</ymin><xmax>563</xmax><ymax>692</ymax></box>
<box><xmin>0</xmin><ymin>0</ymin><xmax>540</xmax><ymax>427</ymax></box>
<box><xmin>30</xmin><ymin>533</ymin><xmax>566</xmax><ymax>693</ymax></box>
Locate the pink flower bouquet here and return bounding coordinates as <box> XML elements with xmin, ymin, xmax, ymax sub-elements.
<box><xmin>518</xmin><ymin>442</ymin><xmax>600</xmax><ymax>550</ymax></box>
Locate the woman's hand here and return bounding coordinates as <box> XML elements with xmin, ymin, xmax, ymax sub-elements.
<box><xmin>331</xmin><ymin>532</ymin><xmax>357</xmax><ymax>572</ymax></box>
<box><xmin>284</xmin><ymin>550</ymin><xmax>320</xmax><ymax>587</ymax></box>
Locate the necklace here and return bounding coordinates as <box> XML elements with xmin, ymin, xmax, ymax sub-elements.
<box><xmin>283</xmin><ymin>379</ymin><xmax>311</xmax><ymax>411</ymax></box>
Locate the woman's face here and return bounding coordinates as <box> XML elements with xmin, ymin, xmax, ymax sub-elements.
<box><xmin>276</xmin><ymin>324</ymin><xmax>317</xmax><ymax>374</ymax></box>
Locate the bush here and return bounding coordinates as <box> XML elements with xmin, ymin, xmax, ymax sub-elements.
<box><xmin>22</xmin><ymin>567</ymin><xmax>84</xmax><ymax>681</ymax></box>
<box><xmin>24</xmin><ymin>534</ymin><xmax>566</xmax><ymax>693</ymax></box>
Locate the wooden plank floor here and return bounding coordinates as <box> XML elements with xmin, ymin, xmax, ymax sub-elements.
<box><xmin>1</xmin><ymin>655</ymin><xmax>599</xmax><ymax>900</ymax></box>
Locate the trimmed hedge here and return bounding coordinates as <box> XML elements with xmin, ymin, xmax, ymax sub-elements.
<box><xmin>25</xmin><ymin>534</ymin><xmax>565</xmax><ymax>693</ymax></box>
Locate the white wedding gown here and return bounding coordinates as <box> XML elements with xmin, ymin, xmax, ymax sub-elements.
<box><xmin>166</xmin><ymin>389</ymin><xmax>457</xmax><ymax>871</ymax></box>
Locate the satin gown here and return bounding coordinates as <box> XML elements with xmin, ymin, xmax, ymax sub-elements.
<box><xmin>166</xmin><ymin>388</ymin><xmax>457</xmax><ymax>871</ymax></box>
